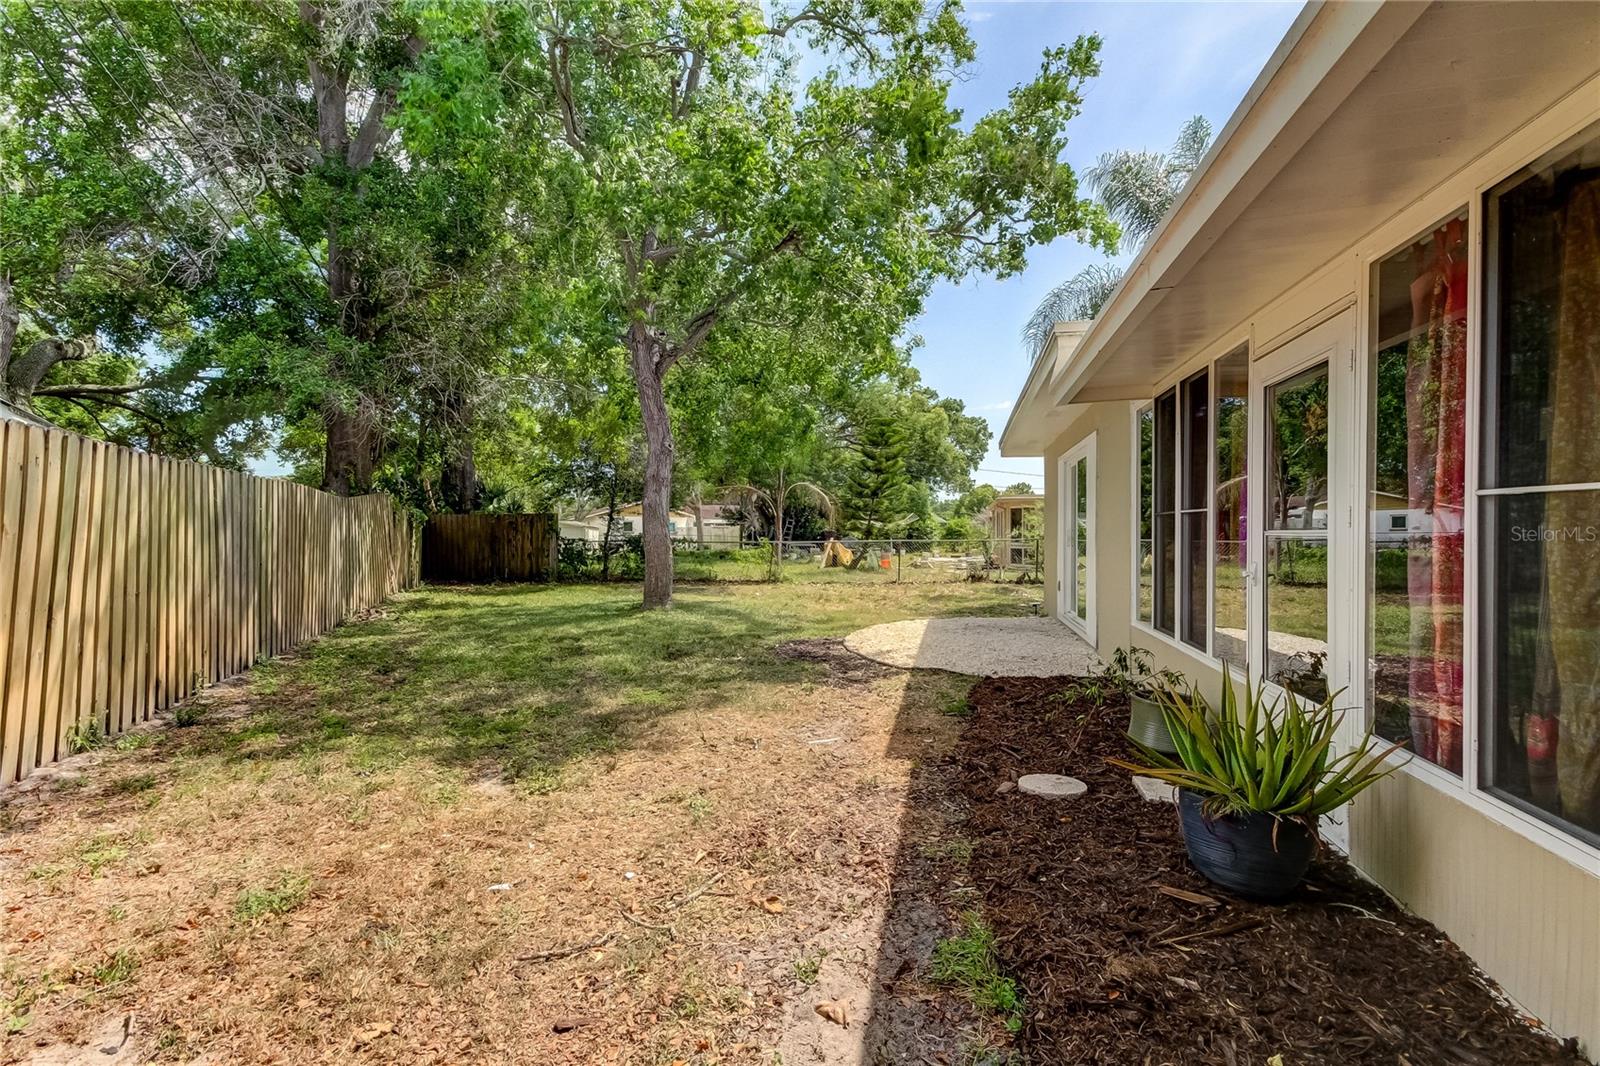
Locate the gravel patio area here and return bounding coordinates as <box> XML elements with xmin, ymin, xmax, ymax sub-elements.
<box><xmin>843</xmin><ymin>617</ymin><xmax>1101</xmax><ymax>677</ymax></box>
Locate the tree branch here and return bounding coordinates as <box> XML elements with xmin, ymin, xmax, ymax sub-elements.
<box><xmin>664</xmin><ymin>229</ymin><xmax>803</xmax><ymax>370</ymax></box>
<box><xmin>347</xmin><ymin>35</ymin><xmax>424</xmax><ymax>170</ymax></box>
<box><xmin>32</xmin><ymin>380</ymin><xmax>152</xmax><ymax>398</ymax></box>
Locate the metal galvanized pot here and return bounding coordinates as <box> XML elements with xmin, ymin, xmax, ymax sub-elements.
<box><xmin>1177</xmin><ymin>788</ymin><xmax>1317</xmax><ymax>901</ymax></box>
<box><xmin>1126</xmin><ymin>693</ymin><xmax>1179</xmax><ymax>754</ymax></box>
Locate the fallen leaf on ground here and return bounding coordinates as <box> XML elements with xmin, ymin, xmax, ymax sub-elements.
<box><xmin>814</xmin><ymin>999</ymin><xmax>849</xmax><ymax>1027</ymax></box>
<box><xmin>757</xmin><ymin>895</ymin><xmax>785</xmax><ymax>914</ymax></box>
<box><xmin>551</xmin><ymin>1016</ymin><xmax>596</xmax><ymax>1033</ymax></box>
<box><xmin>354</xmin><ymin>1022</ymin><xmax>394</xmax><ymax>1044</ymax></box>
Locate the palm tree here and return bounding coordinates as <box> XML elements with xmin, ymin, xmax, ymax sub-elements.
<box><xmin>1022</xmin><ymin>116</ymin><xmax>1213</xmax><ymax>358</ymax></box>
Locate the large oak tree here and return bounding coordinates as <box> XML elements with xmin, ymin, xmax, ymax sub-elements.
<box><xmin>472</xmin><ymin>0</ymin><xmax>1115</xmax><ymax>607</ymax></box>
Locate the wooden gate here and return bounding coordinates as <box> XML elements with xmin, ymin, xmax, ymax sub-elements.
<box><xmin>421</xmin><ymin>514</ymin><xmax>557</xmax><ymax>582</ymax></box>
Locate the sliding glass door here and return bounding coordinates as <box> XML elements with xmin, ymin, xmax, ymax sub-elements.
<box><xmin>1250</xmin><ymin>311</ymin><xmax>1359</xmax><ymax>848</ymax></box>
<box><xmin>1059</xmin><ymin>436</ymin><xmax>1095</xmax><ymax>644</ymax></box>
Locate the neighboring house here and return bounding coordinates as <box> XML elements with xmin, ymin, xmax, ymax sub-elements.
<box><xmin>687</xmin><ymin>503</ymin><xmax>744</xmax><ymax>546</ymax></box>
<box><xmin>977</xmin><ymin>493</ymin><xmax>1042</xmax><ymax>563</ymax></box>
<box><xmin>578</xmin><ymin>502</ymin><xmax>742</xmax><ymax>544</ymax></box>
<box><xmin>1001</xmin><ymin>3</ymin><xmax>1599</xmax><ymax>1053</ymax></box>
<box><xmin>558</xmin><ymin>518</ymin><xmax>605</xmax><ymax>543</ymax></box>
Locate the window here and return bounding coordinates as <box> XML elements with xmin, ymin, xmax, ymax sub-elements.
<box><xmin>1368</xmin><ymin>208</ymin><xmax>1469</xmax><ymax>774</ymax></box>
<box><xmin>1136</xmin><ymin>405</ymin><xmax>1155</xmax><ymax>624</ymax></box>
<box><xmin>1180</xmin><ymin>369</ymin><xmax>1210</xmax><ymax>649</ymax></box>
<box><xmin>1154</xmin><ymin>389</ymin><xmax>1178</xmax><ymax>635</ymax></box>
<box><xmin>1481</xmin><ymin>127</ymin><xmax>1600</xmax><ymax>844</ymax></box>
<box><xmin>1265</xmin><ymin>363</ymin><xmax>1331</xmax><ymax>701</ymax></box>
<box><xmin>1213</xmin><ymin>347</ymin><xmax>1248</xmax><ymax>667</ymax></box>
<box><xmin>1061</xmin><ymin>438</ymin><xmax>1095</xmax><ymax>639</ymax></box>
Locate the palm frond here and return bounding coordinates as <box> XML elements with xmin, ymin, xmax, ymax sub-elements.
<box><xmin>1085</xmin><ymin>148</ymin><xmax>1171</xmax><ymax>245</ymax></box>
<box><xmin>1021</xmin><ymin>262</ymin><xmax>1123</xmax><ymax>359</ymax></box>
<box><xmin>1167</xmin><ymin>115</ymin><xmax>1213</xmax><ymax>178</ymax></box>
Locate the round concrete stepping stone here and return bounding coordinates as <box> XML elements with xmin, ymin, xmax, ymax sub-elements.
<box><xmin>1017</xmin><ymin>773</ymin><xmax>1087</xmax><ymax>799</ymax></box>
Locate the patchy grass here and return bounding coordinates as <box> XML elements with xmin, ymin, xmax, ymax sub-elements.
<box><xmin>933</xmin><ymin>911</ymin><xmax>1024</xmax><ymax>1033</ymax></box>
<box><xmin>234</xmin><ymin>872</ymin><xmax>311</xmax><ymax>921</ymax></box>
<box><xmin>1</xmin><ymin>578</ymin><xmax>1026</xmax><ymax>1062</ymax></box>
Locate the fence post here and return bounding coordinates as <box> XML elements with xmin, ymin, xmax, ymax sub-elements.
<box><xmin>895</xmin><ymin>542</ymin><xmax>902</xmax><ymax>583</ymax></box>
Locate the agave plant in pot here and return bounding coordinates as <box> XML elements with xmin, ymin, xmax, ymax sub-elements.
<box><xmin>1110</xmin><ymin>674</ymin><xmax>1405</xmax><ymax>901</ymax></box>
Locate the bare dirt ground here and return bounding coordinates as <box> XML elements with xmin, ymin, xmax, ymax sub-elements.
<box><xmin>2</xmin><ymin>584</ymin><xmax>1023</xmax><ymax>1065</ymax></box>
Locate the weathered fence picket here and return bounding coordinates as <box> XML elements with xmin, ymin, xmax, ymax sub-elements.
<box><xmin>0</xmin><ymin>419</ymin><xmax>418</xmax><ymax>785</ymax></box>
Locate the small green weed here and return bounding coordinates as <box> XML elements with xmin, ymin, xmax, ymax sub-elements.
<box><xmin>112</xmin><ymin>732</ymin><xmax>153</xmax><ymax>752</ymax></box>
<box><xmin>26</xmin><ymin>862</ymin><xmax>70</xmax><ymax>884</ymax></box>
<box><xmin>792</xmin><ymin>949</ymin><xmax>828</xmax><ymax>987</ymax></box>
<box><xmin>917</xmin><ymin>835</ymin><xmax>975</xmax><ymax>865</ymax></box>
<box><xmin>941</xmin><ymin>695</ymin><xmax>973</xmax><ymax>718</ymax></box>
<box><xmin>92</xmin><ymin>949</ymin><xmax>137</xmax><ymax>988</ymax></box>
<box><xmin>78</xmin><ymin>837</ymin><xmax>129</xmax><ymax>876</ymax></box>
<box><xmin>932</xmin><ymin>911</ymin><xmax>1023</xmax><ymax>1033</ymax></box>
<box><xmin>684</xmin><ymin>792</ymin><xmax>714</xmax><ymax>823</ymax></box>
<box><xmin>66</xmin><ymin>720</ymin><xmax>103</xmax><ymax>754</ymax></box>
<box><xmin>107</xmin><ymin>772</ymin><xmax>156</xmax><ymax>795</ymax></box>
<box><xmin>235</xmin><ymin>872</ymin><xmax>310</xmax><ymax>921</ymax></box>
<box><xmin>173</xmin><ymin>704</ymin><xmax>204</xmax><ymax>728</ymax></box>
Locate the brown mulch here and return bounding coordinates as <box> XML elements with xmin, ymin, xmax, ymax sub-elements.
<box><xmin>952</xmin><ymin>676</ymin><xmax>1586</xmax><ymax>1066</ymax></box>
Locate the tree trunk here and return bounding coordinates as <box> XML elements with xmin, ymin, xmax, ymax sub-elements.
<box><xmin>322</xmin><ymin>403</ymin><xmax>377</xmax><ymax>496</ymax></box>
<box><xmin>772</xmin><ymin>469</ymin><xmax>787</xmax><ymax>582</ymax></box>
<box><xmin>441</xmin><ymin>437</ymin><xmax>477</xmax><ymax>513</ymax></box>
<box><xmin>628</xmin><ymin>325</ymin><xmax>675</xmax><ymax>609</ymax></box>
<box><xmin>439</xmin><ymin>390</ymin><xmax>477</xmax><ymax>512</ymax></box>
<box><xmin>601</xmin><ymin>468</ymin><xmax>618</xmax><ymax>581</ymax></box>
<box><xmin>0</xmin><ymin>274</ymin><xmax>17</xmax><ymax>390</ymax></box>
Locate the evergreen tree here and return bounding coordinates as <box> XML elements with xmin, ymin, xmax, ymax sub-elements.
<box><xmin>846</xmin><ymin>420</ymin><xmax>911</xmax><ymax>540</ymax></box>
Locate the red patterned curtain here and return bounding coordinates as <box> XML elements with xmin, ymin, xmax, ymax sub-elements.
<box><xmin>1404</xmin><ymin>218</ymin><xmax>1467</xmax><ymax>772</ymax></box>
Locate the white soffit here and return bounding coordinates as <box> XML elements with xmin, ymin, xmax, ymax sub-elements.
<box><xmin>1053</xmin><ymin>0</ymin><xmax>1600</xmax><ymax>406</ymax></box>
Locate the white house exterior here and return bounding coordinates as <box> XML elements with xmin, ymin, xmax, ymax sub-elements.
<box><xmin>1002</xmin><ymin>2</ymin><xmax>1599</xmax><ymax>1053</ymax></box>
<box><xmin>577</xmin><ymin>502</ymin><xmax>742</xmax><ymax>544</ymax></box>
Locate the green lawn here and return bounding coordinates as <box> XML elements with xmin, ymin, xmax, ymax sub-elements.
<box><xmin>207</xmin><ymin>577</ymin><xmax>1033</xmax><ymax>791</ymax></box>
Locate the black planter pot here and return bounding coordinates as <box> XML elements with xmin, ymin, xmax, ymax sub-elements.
<box><xmin>1126</xmin><ymin>694</ymin><xmax>1179</xmax><ymax>754</ymax></box>
<box><xmin>1176</xmin><ymin>788</ymin><xmax>1317</xmax><ymax>901</ymax></box>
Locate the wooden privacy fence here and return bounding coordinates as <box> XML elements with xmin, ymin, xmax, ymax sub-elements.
<box><xmin>0</xmin><ymin>418</ymin><xmax>418</xmax><ymax>786</ymax></box>
<box><xmin>421</xmin><ymin>513</ymin><xmax>556</xmax><ymax>582</ymax></box>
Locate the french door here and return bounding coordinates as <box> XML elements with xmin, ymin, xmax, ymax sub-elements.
<box><xmin>1247</xmin><ymin>310</ymin><xmax>1361</xmax><ymax>849</ymax></box>
<box><xmin>1058</xmin><ymin>435</ymin><xmax>1095</xmax><ymax>645</ymax></box>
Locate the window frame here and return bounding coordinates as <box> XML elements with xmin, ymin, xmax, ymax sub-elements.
<box><xmin>1060</xmin><ymin>434</ymin><xmax>1097</xmax><ymax>646</ymax></box>
<box><xmin>1179</xmin><ymin>367</ymin><xmax>1211</xmax><ymax>650</ymax></box>
<box><xmin>1131</xmin><ymin>401</ymin><xmax>1156</xmax><ymax>630</ymax></box>
<box><xmin>1130</xmin><ymin>342</ymin><xmax>1252</xmax><ymax>671</ymax></box>
<box><xmin>1348</xmin><ymin>90</ymin><xmax>1600</xmax><ymax>874</ymax></box>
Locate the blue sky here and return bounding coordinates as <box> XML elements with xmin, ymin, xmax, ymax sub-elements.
<box><xmin>914</xmin><ymin>0</ymin><xmax>1301</xmax><ymax>492</ymax></box>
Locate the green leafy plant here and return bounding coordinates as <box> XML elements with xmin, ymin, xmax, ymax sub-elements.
<box><xmin>66</xmin><ymin>720</ymin><xmax>103</xmax><ymax>754</ymax></box>
<box><xmin>1109</xmin><ymin>673</ymin><xmax>1405</xmax><ymax>822</ymax></box>
<box><xmin>1063</xmin><ymin>646</ymin><xmax>1182</xmax><ymax>703</ymax></box>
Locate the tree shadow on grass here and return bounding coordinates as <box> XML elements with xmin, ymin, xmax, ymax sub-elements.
<box><xmin>171</xmin><ymin>583</ymin><xmax>853</xmax><ymax>790</ymax></box>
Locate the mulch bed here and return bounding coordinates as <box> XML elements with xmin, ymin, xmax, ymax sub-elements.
<box><xmin>952</xmin><ymin>676</ymin><xmax>1586</xmax><ymax>1066</ymax></box>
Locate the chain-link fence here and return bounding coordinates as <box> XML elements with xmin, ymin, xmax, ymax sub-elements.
<box><xmin>557</xmin><ymin>535</ymin><xmax>1044</xmax><ymax>584</ymax></box>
